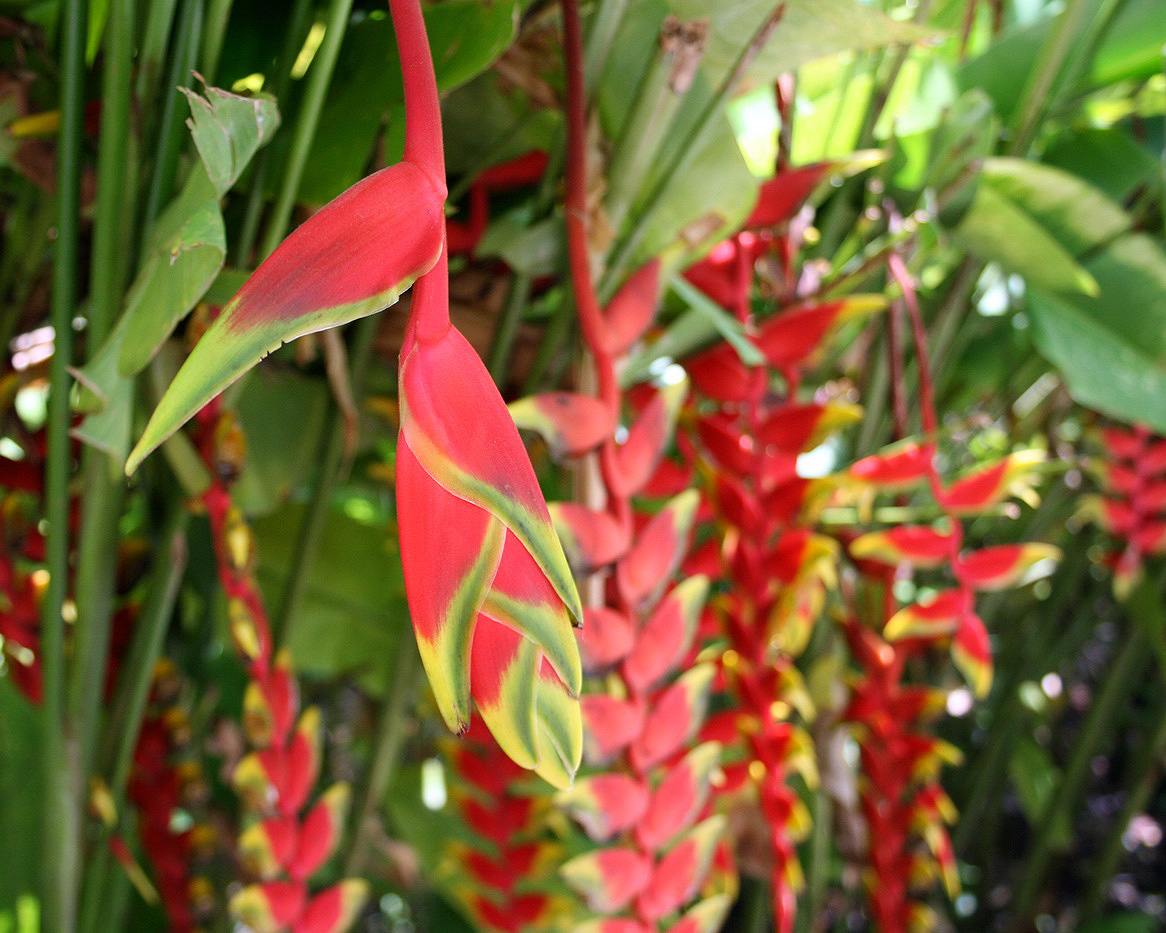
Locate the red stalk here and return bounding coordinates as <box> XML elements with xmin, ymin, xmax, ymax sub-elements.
<box><xmin>388</xmin><ymin>0</ymin><xmax>446</xmax><ymax>191</ymax></box>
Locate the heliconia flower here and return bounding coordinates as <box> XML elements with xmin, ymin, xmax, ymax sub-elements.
<box><xmin>124</xmin><ymin>159</ymin><xmax>446</xmax><ymax>474</ymax></box>
<box><xmin>550</xmin><ymin>504</ymin><xmax>632</xmax><ymax>575</ymax></box>
<box><xmin>508</xmin><ymin>392</ymin><xmax>616</xmax><ymax>459</ymax></box>
<box><xmin>243</xmin><ymin>649</ymin><xmax>298</xmax><ymax>748</ymax></box>
<box><xmin>849</xmin><ymin>440</ymin><xmax>934</xmax><ymax>489</ymax></box>
<box><xmin>286</xmin><ymin>782</ymin><xmax>351</xmax><ymax>880</ymax></box>
<box><xmin>616</xmin><ymin>490</ymin><xmax>700</xmax><ymax>609</ymax></box>
<box><xmin>561</xmin><ymin>848</ymin><xmax>654</xmax><ymax>914</ymax></box>
<box><xmin>663</xmin><ymin>894</ymin><xmax>734</xmax><ymax>933</ymax></box>
<box><xmin>230</xmin><ymin>880</ymin><xmax>308</xmax><ymax>933</ymax></box>
<box><xmin>938</xmin><ymin>450</ymin><xmax>1045</xmax><ymax>514</ymax></box>
<box><xmin>577</xmin><ymin>607</ymin><xmax>637</xmax><ymax>674</ymax></box>
<box><xmin>238</xmin><ymin>816</ymin><xmax>299</xmax><ymax>880</ymax></box>
<box><xmin>955</xmin><ymin>543</ymin><xmax>1061</xmax><ymax>590</ymax></box>
<box><xmin>752</xmin><ymin>296</ymin><xmax>886</xmax><ymax>372</ymax></box>
<box><xmin>628</xmin><ymin>664</ymin><xmax>715</xmax><ymax>772</ymax></box>
<box><xmin>951</xmin><ymin>613</ymin><xmax>992</xmax><ymax>698</ymax></box>
<box><xmin>557</xmin><ymin>774</ymin><xmax>651</xmax><ymax>841</ymax></box>
<box><xmin>850</xmin><ymin>525</ymin><xmax>956</xmax><ymax>568</ymax></box>
<box><xmin>574</xmin><ymin>921</ymin><xmax>651</xmax><ymax>933</ymax></box>
<box><xmin>396</xmin><ymin>260</ymin><xmax>584</xmax><ymax>781</ymax></box>
<box><xmin>744</xmin><ymin>163</ymin><xmax>836</xmax><ymax>229</ymax></box>
<box><xmin>883</xmin><ymin>589</ymin><xmax>969</xmax><ymax>641</ymax></box>
<box><xmin>635</xmin><ymin>743</ymin><xmax>721</xmax><ymax>851</ymax></box>
<box><xmin>602</xmin><ymin>260</ymin><xmax>662</xmax><ymax>357</ymax></box>
<box><xmin>292</xmin><ymin>880</ymin><xmax>369</xmax><ymax>933</ymax></box>
<box><xmin>582</xmin><ymin>695</ymin><xmax>647</xmax><ymax>763</ymax></box>
<box><xmin>622</xmin><ymin>576</ymin><xmax>709</xmax><ymax>694</ymax></box>
<box><xmin>757</xmin><ymin>402</ymin><xmax>863</xmax><ymax>454</ymax></box>
<box><xmin>636</xmin><ymin>816</ymin><xmax>726</xmax><ymax>923</ymax></box>
<box><xmin>609</xmin><ymin>379</ymin><xmax>690</xmax><ymax>498</ymax></box>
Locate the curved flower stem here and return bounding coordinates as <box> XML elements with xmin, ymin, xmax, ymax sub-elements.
<box><xmin>390</xmin><ymin>0</ymin><xmax>446</xmax><ymax>187</ymax></box>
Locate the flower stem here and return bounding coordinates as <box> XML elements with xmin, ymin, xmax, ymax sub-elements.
<box><xmin>390</xmin><ymin>0</ymin><xmax>446</xmax><ymax>188</ymax></box>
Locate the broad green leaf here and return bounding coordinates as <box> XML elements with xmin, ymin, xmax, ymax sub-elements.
<box><xmin>117</xmin><ymin>167</ymin><xmax>227</xmax><ymax>376</ymax></box>
<box><xmin>1029</xmin><ymin>234</ymin><xmax>1166</xmax><ymax>433</ymax></box>
<box><xmin>1043</xmin><ymin>127</ymin><xmax>1161</xmax><ymax>204</ymax></box>
<box><xmin>1008</xmin><ymin>736</ymin><xmax>1072</xmax><ymax>850</ymax></box>
<box><xmin>292</xmin><ymin>0</ymin><xmax>518</xmax><ymax>206</ymax></box>
<box><xmin>0</xmin><ymin>682</ymin><xmax>40</xmax><ymax>913</ymax></box>
<box><xmin>182</xmin><ymin>82</ymin><xmax>280</xmax><ymax>197</ymax></box>
<box><xmin>1078</xmin><ymin>916</ymin><xmax>1158</xmax><ymax>933</ymax></box>
<box><xmin>252</xmin><ymin>502</ymin><xmax>408</xmax><ymax>697</ymax></box>
<box><xmin>979</xmin><ymin>158</ymin><xmax>1129</xmax><ymax>257</ymax></box>
<box><xmin>953</xmin><ymin>182</ymin><xmax>1097</xmax><ymax>297</ymax></box>
<box><xmin>1088</xmin><ymin>0</ymin><xmax>1166</xmax><ymax>87</ymax></box>
<box><xmin>668</xmin><ymin>0</ymin><xmax>935</xmax><ymax>88</ymax></box>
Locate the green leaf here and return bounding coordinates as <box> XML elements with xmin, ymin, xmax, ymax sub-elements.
<box><xmin>667</xmin><ymin>274</ymin><xmax>764</xmax><ymax>366</ymax></box>
<box><xmin>252</xmin><ymin>502</ymin><xmax>409</xmax><ymax>697</ymax></box>
<box><xmin>0</xmin><ymin>681</ymin><xmax>42</xmax><ymax>913</ymax></box>
<box><xmin>667</xmin><ymin>0</ymin><xmax>936</xmax><ymax>88</ymax></box>
<box><xmin>1078</xmin><ymin>916</ymin><xmax>1159</xmax><ymax>933</ymax></box>
<box><xmin>1043</xmin><ymin>127</ymin><xmax>1161</xmax><ymax>204</ymax></box>
<box><xmin>1008</xmin><ymin>736</ymin><xmax>1072</xmax><ymax>850</ymax></box>
<box><xmin>954</xmin><ymin>183</ymin><xmax>1097</xmax><ymax>297</ymax></box>
<box><xmin>950</xmin><ymin>157</ymin><xmax>1135</xmax><ymax>298</ymax></box>
<box><xmin>1029</xmin><ymin>234</ymin><xmax>1166</xmax><ymax>432</ymax></box>
<box><xmin>181</xmin><ymin>82</ymin><xmax>280</xmax><ymax>198</ymax></box>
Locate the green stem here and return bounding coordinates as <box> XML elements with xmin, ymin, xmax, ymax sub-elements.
<box><xmin>135</xmin><ymin>0</ymin><xmax>180</xmax><ymax>107</ymax></box>
<box><xmin>199</xmin><ymin>0</ymin><xmax>234</xmax><ymax>83</ymax></box>
<box><xmin>1007</xmin><ymin>0</ymin><xmax>1092</xmax><ymax>155</ymax></box>
<box><xmin>343</xmin><ymin>635</ymin><xmax>422</xmax><ymax>877</ymax></box>
<box><xmin>257</xmin><ymin>0</ymin><xmax>356</xmax><ymax>261</ymax></box>
<box><xmin>78</xmin><ymin>507</ymin><xmax>188</xmax><ymax>933</ymax></box>
<box><xmin>582</xmin><ymin>0</ymin><xmax>631</xmax><ymax>99</ymax></box>
<box><xmin>1009</xmin><ymin>593</ymin><xmax>1152</xmax><ymax>928</ymax></box>
<box><xmin>231</xmin><ymin>0</ymin><xmax>316</xmax><ymax>268</ymax></box>
<box><xmin>272</xmin><ymin>314</ymin><xmax>379</xmax><ymax>647</ymax></box>
<box><xmin>602</xmin><ymin>29</ymin><xmax>688</xmax><ymax>238</ymax></box>
<box><xmin>487</xmin><ymin>272</ymin><xmax>534</xmax><ymax>383</ymax></box>
<box><xmin>139</xmin><ymin>0</ymin><xmax>205</xmax><ymax>247</ymax></box>
<box><xmin>42</xmin><ymin>2</ymin><xmax>88</xmax><ymax>928</ymax></box>
<box><xmin>68</xmin><ymin>0</ymin><xmax>137</xmax><ymax>814</ymax></box>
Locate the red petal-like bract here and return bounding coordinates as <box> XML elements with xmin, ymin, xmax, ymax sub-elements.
<box><xmin>127</xmin><ymin>161</ymin><xmax>445</xmax><ymax>473</ymax></box>
<box><xmin>509</xmin><ymin>392</ymin><xmax>616</xmax><ymax>459</ymax></box>
<box><xmin>603</xmin><ymin>260</ymin><xmax>661</xmax><ymax>357</ymax></box>
<box><xmin>744</xmin><ymin>162</ymin><xmax>833</xmax><ymax>228</ymax></box>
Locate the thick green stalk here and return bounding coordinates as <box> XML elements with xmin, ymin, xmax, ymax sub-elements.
<box><xmin>135</xmin><ymin>0</ymin><xmax>180</xmax><ymax>107</ymax></box>
<box><xmin>42</xmin><ymin>2</ymin><xmax>88</xmax><ymax>928</ymax></box>
<box><xmin>199</xmin><ymin>0</ymin><xmax>234</xmax><ymax>82</ymax></box>
<box><xmin>80</xmin><ymin>508</ymin><xmax>188</xmax><ymax>933</ymax></box>
<box><xmin>69</xmin><ymin>0</ymin><xmax>136</xmax><ymax>792</ymax></box>
<box><xmin>231</xmin><ymin>0</ymin><xmax>316</xmax><ymax>268</ymax></box>
<box><xmin>273</xmin><ymin>314</ymin><xmax>379</xmax><ymax>646</ymax></box>
<box><xmin>257</xmin><ymin>0</ymin><xmax>356</xmax><ymax>260</ymax></box>
<box><xmin>487</xmin><ymin>272</ymin><xmax>534</xmax><ymax>383</ymax></box>
<box><xmin>602</xmin><ymin>33</ymin><xmax>686</xmax><ymax>238</ymax></box>
<box><xmin>582</xmin><ymin>0</ymin><xmax>631</xmax><ymax>99</ymax></box>
<box><xmin>1009</xmin><ymin>599</ymin><xmax>1152</xmax><ymax>928</ymax></box>
<box><xmin>139</xmin><ymin>0</ymin><xmax>205</xmax><ymax>246</ymax></box>
<box><xmin>343</xmin><ymin>637</ymin><xmax>422</xmax><ymax>877</ymax></box>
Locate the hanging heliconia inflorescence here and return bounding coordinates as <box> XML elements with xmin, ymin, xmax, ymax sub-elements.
<box><xmin>836</xmin><ymin>250</ymin><xmax>1057</xmax><ymax>928</ymax></box>
<box><xmin>439</xmin><ymin>719</ymin><xmax>569</xmax><ymax>932</ymax></box>
<box><xmin>195</xmin><ymin>397</ymin><xmax>368</xmax><ymax>933</ymax></box>
<box><xmin>501</xmin><ymin>3</ymin><xmax>737</xmax><ymax>930</ymax></box>
<box><xmin>1084</xmin><ymin>421</ymin><xmax>1166</xmax><ymax>597</ymax></box>
<box><xmin>668</xmin><ymin>148</ymin><xmax>881</xmax><ymax>930</ymax></box>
